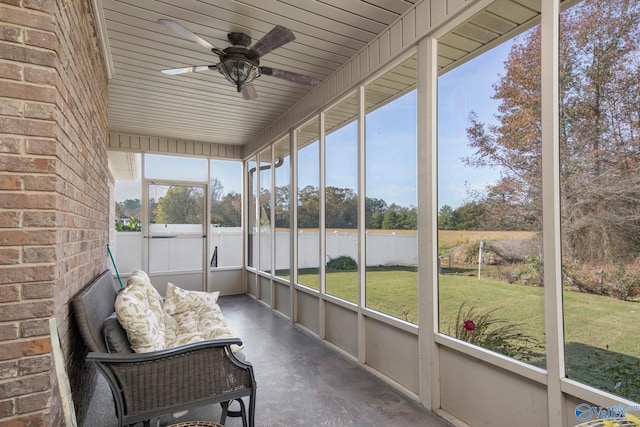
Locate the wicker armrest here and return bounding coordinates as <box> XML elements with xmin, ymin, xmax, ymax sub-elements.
<box><xmin>86</xmin><ymin>338</ymin><xmax>245</xmax><ymax>363</ymax></box>
<box><xmin>87</xmin><ymin>339</ymin><xmax>255</xmax><ymax>426</ymax></box>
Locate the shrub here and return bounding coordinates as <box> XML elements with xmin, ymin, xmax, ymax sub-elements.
<box><xmin>564</xmin><ymin>262</ymin><xmax>640</xmax><ymax>300</ymax></box>
<box><xmin>517</xmin><ymin>254</ymin><xmax>544</xmax><ymax>286</ymax></box>
<box><xmin>115</xmin><ymin>217</ymin><xmax>141</xmax><ymax>232</ymax></box>
<box><xmin>451</xmin><ymin>302</ymin><xmax>543</xmax><ymax>362</ymax></box>
<box><xmin>459</xmin><ymin>241</ymin><xmax>504</xmax><ymax>265</ymax></box>
<box><xmin>326</xmin><ymin>255</ymin><xmax>357</xmax><ymax>271</ymax></box>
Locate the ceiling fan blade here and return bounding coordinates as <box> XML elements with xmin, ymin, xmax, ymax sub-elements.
<box><xmin>158</xmin><ymin>19</ymin><xmax>224</xmax><ymax>55</ymax></box>
<box><xmin>161</xmin><ymin>65</ymin><xmax>216</xmax><ymax>75</ymax></box>
<box><xmin>248</xmin><ymin>25</ymin><xmax>295</xmax><ymax>59</ymax></box>
<box><xmin>260</xmin><ymin>67</ymin><xmax>320</xmax><ymax>86</ymax></box>
<box><xmin>241</xmin><ymin>84</ymin><xmax>258</xmax><ymax>100</ymax></box>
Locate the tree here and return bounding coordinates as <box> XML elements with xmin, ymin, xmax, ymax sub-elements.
<box><xmin>297</xmin><ymin>185</ymin><xmax>319</xmax><ymax>228</ymax></box>
<box><xmin>465</xmin><ymin>0</ymin><xmax>640</xmax><ymax>262</ymax></box>
<box><xmin>116</xmin><ymin>198</ymin><xmax>141</xmax><ymax>220</ymax></box>
<box><xmin>325</xmin><ymin>186</ymin><xmax>357</xmax><ymax>229</ymax></box>
<box><xmin>365</xmin><ymin>197</ymin><xmax>388</xmax><ymax>229</ymax></box>
<box><xmin>451</xmin><ymin>202</ymin><xmax>485</xmax><ymax>231</ymax></box>
<box><xmin>212</xmin><ymin>191</ymin><xmax>241</xmax><ymax>227</ymax></box>
<box><xmin>274</xmin><ymin>185</ymin><xmax>290</xmax><ymax>228</ymax></box>
<box><xmin>438</xmin><ymin>205</ymin><xmax>454</xmax><ymax>230</ymax></box>
<box><xmin>154</xmin><ymin>186</ymin><xmax>203</xmax><ymax>224</ymax></box>
<box><xmin>380</xmin><ymin>203</ymin><xmax>417</xmax><ymax>230</ymax></box>
<box><xmin>211</xmin><ymin>178</ymin><xmax>241</xmax><ymax>226</ymax></box>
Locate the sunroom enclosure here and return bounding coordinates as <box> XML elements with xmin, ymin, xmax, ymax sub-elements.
<box><xmin>108</xmin><ymin>0</ymin><xmax>640</xmax><ymax>426</ymax></box>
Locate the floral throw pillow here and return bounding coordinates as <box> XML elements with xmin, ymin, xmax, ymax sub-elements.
<box><xmin>163</xmin><ymin>282</ymin><xmax>219</xmax><ymax>315</ymax></box>
<box><xmin>163</xmin><ymin>283</ymin><xmax>242</xmax><ymax>352</ymax></box>
<box><xmin>115</xmin><ymin>270</ymin><xmax>175</xmax><ymax>353</ymax></box>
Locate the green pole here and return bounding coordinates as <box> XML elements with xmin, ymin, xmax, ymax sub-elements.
<box><xmin>107</xmin><ymin>244</ymin><xmax>124</xmax><ymax>288</ymax></box>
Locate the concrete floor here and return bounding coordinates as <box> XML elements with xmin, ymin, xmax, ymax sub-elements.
<box><xmin>84</xmin><ymin>294</ymin><xmax>452</xmax><ymax>427</ymax></box>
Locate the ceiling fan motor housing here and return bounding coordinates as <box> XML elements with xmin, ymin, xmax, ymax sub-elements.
<box><xmin>228</xmin><ymin>32</ymin><xmax>252</xmax><ymax>47</ymax></box>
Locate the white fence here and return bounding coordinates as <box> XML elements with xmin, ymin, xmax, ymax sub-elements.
<box><xmin>113</xmin><ymin>227</ymin><xmax>417</xmax><ymax>274</ymax></box>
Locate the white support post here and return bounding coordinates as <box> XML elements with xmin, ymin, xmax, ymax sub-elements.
<box><xmin>319</xmin><ymin>112</ymin><xmax>327</xmax><ymax>340</ymax></box>
<box><xmin>291</xmin><ymin>129</ymin><xmax>299</xmax><ymax>323</ymax></box>
<box><xmin>541</xmin><ymin>0</ymin><xmax>566</xmax><ymax>425</ymax></box>
<box><xmin>418</xmin><ymin>36</ymin><xmax>440</xmax><ymax>411</ymax></box>
<box><xmin>357</xmin><ymin>84</ymin><xmax>367</xmax><ymax>365</ymax></box>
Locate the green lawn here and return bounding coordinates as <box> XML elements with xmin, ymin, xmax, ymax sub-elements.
<box><xmin>293</xmin><ymin>267</ymin><xmax>640</xmax><ymax>401</ymax></box>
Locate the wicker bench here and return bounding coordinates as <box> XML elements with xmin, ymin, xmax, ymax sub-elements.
<box><xmin>72</xmin><ymin>270</ymin><xmax>256</xmax><ymax>427</ymax></box>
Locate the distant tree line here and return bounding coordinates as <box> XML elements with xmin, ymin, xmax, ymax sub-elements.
<box><xmin>437</xmin><ymin>197</ymin><xmax>538</xmax><ymax>232</ymax></box>
<box><xmin>269</xmin><ymin>185</ymin><xmax>416</xmax><ymax>230</ymax></box>
<box><xmin>117</xmin><ymin>183</ymin><xmax>416</xmax><ymax>231</ymax></box>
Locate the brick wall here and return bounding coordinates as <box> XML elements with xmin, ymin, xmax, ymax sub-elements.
<box><xmin>0</xmin><ymin>0</ymin><xmax>109</xmax><ymax>425</ymax></box>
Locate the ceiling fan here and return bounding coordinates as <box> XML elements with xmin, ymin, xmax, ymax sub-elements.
<box><xmin>159</xmin><ymin>19</ymin><xmax>320</xmax><ymax>100</ymax></box>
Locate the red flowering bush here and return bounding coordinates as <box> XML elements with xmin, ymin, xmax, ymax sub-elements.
<box><xmin>463</xmin><ymin>320</ymin><xmax>476</xmax><ymax>331</ymax></box>
<box><xmin>451</xmin><ymin>302</ymin><xmax>542</xmax><ymax>361</ymax></box>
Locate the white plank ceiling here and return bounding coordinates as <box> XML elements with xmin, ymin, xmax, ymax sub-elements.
<box><xmin>97</xmin><ymin>0</ymin><xmax>418</xmax><ymax>147</ymax></box>
<box><xmin>96</xmin><ymin>0</ymin><xmax>542</xmax><ymax>149</ymax></box>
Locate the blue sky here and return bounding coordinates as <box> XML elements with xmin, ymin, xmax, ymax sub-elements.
<box><xmin>437</xmin><ymin>41</ymin><xmax>513</xmax><ymax>209</ymax></box>
<box><xmin>117</xmin><ymin>38</ymin><xmax>514</xmax><ymax>210</ymax></box>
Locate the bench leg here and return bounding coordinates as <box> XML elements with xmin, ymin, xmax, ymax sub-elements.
<box><xmin>219</xmin><ymin>399</ymin><xmax>247</xmax><ymax>427</ymax></box>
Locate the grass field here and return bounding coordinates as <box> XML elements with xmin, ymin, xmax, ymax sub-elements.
<box><xmin>437</xmin><ymin>229</ymin><xmax>536</xmax><ymax>250</ymax></box>
<box><xmin>293</xmin><ymin>266</ymin><xmax>640</xmax><ymax>401</ymax></box>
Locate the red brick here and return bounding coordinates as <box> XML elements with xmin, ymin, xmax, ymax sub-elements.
<box><xmin>22</xmin><ymin>211</ymin><xmax>59</xmax><ymax>227</ymax></box>
<box><xmin>0</xmin><ymin>98</ymin><xmax>23</xmax><ymax>117</ymax></box>
<box><xmin>0</xmin><ymin>284</ymin><xmax>20</xmax><ymax>302</ymax></box>
<box><xmin>24</xmin><ymin>102</ymin><xmax>57</xmax><ymax>120</ymax></box>
<box><xmin>22</xmin><ymin>247</ymin><xmax>56</xmax><ymax>264</ymax></box>
<box><xmin>0</xmin><ymin>44</ymin><xmax>56</xmax><ymax>67</ymax></box>
<box><xmin>0</xmin><ymin>341</ymin><xmax>22</xmax><ymax>361</ymax></box>
<box><xmin>20</xmin><ymin>319</ymin><xmax>49</xmax><ymax>338</ymax></box>
<box><xmin>0</xmin><ymin>23</ymin><xmax>22</xmax><ymax>42</ymax></box>
<box><xmin>0</xmin><ymin>265</ymin><xmax>55</xmax><ymax>284</ymax></box>
<box><xmin>25</xmin><ymin>138</ymin><xmax>56</xmax><ymax>155</ymax></box>
<box><xmin>0</xmin><ymin>324</ymin><xmax>18</xmax><ymax>341</ymax></box>
<box><xmin>0</xmin><ymin>117</ymin><xmax>57</xmax><ymax>138</ymax></box>
<box><xmin>0</xmin><ymin>175</ymin><xmax>22</xmax><ymax>190</ymax></box>
<box><xmin>16</xmin><ymin>390</ymin><xmax>50</xmax><ymax>413</ymax></box>
<box><xmin>0</xmin><ymin>247</ymin><xmax>20</xmax><ymax>264</ymax></box>
<box><xmin>0</xmin><ymin>81</ymin><xmax>57</xmax><ymax>103</ymax></box>
<box><xmin>21</xmin><ymin>282</ymin><xmax>54</xmax><ymax>299</ymax></box>
<box><xmin>3</xmin><ymin>411</ymin><xmax>48</xmax><ymax>426</ymax></box>
<box><xmin>0</xmin><ymin>6</ymin><xmax>56</xmax><ymax>32</ymax></box>
<box><xmin>0</xmin><ymin>156</ymin><xmax>55</xmax><ymax>173</ymax></box>
<box><xmin>0</xmin><ymin>193</ymin><xmax>56</xmax><ymax>210</ymax></box>
<box><xmin>24</xmin><ymin>29</ymin><xmax>57</xmax><ymax>50</ymax></box>
<box><xmin>24</xmin><ymin>338</ymin><xmax>51</xmax><ymax>357</ymax></box>
<box><xmin>0</xmin><ymin>0</ymin><xmax>110</xmax><ymax>423</ymax></box>
<box><xmin>0</xmin><ymin>211</ymin><xmax>21</xmax><ymax>228</ymax></box>
<box><xmin>0</xmin><ymin>398</ymin><xmax>15</xmax><ymax>418</ymax></box>
<box><xmin>0</xmin><ymin>62</ymin><xmax>22</xmax><ymax>80</ymax></box>
<box><xmin>0</xmin><ymin>373</ymin><xmax>49</xmax><ymax>398</ymax></box>
<box><xmin>23</xmin><ymin>67</ymin><xmax>56</xmax><ymax>86</ymax></box>
<box><xmin>23</xmin><ymin>175</ymin><xmax>56</xmax><ymax>191</ymax></box>
<box><xmin>0</xmin><ymin>138</ymin><xmax>22</xmax><ymax>154</ymax></box>
<box><xmin>18</xmin><ymin>355</ymin><xmax>50</xmax><ymax>376</ymax></box>
<box><xmin>23</xmin><ymin>0</ymin><xmax>57</xmax><ymax>13</ymax></box>
<box><xmin>0</xmin><ymin>360</ymin><xmax>18</xmax><ymax>379</ymax></box>
<box><xmin>0</xmin><ymin>301</ymin><xmax>54</xmax><ymax>322</ymax></box>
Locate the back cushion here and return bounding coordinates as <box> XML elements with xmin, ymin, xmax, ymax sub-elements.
<box><xmin>115</xmin><ymin>270</ymin><xmax>173</xmax><ymax>353</ymax></box>
<box><xmin>102</xmin><ymin>312</ymin><xmax>133</xmax><ymax>353</ymax></box>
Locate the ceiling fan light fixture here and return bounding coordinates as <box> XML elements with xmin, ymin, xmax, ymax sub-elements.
<box><xmin>218</xmin><ymin>56</ymin><xmax>261</xmax><ymax>92</ymax></box>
